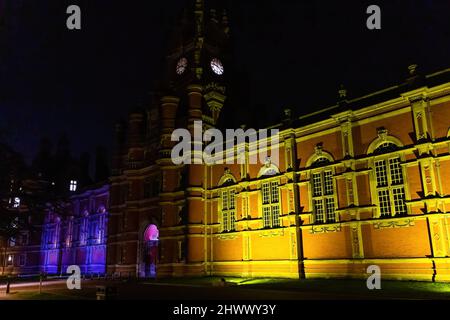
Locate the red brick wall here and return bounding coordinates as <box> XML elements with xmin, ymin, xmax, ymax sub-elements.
<box><xmin>357</xmin><ymin>174</ymin><xmax>371</xmax><ymax>205</ymax></box>
<box><xmin>353</xmin><ymin>112</ymin><xmax>413</xmax><ymax>156</ymax></box>
<box><xmin>362</xmin><ymin>220</ymin><xmax>431</xmax><ymax>258</ymax></box>
<box><xmin>431</xmin><ymin>101</ymin><xmax>450</xmax><ymax>138</ymax></box>
<box><xmin>439</xmin><ymin>159</ymin><xmax>450</xmax><ymax>195</ymax></box>
<box><xmin>407</xmin><ymin>165</ymin><xmax>423</xmax><ymax>200</ymax></box>
<box><xmin>302</xmin><ymin>227</ymin><xmax>352</xmax><ymax>259</ymax></box>
<box><xmin>297</xmin><ymin>131</ymin><xmax>342</xmax><ymax>168</ymax></box>
<box><xmin>213</xmin><ymin>237</ymin><xmax>243</xmax><ymax>261</ymax></box>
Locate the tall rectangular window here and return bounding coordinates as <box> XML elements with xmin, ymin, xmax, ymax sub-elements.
<box><xmin>375</xmin><ymin>156</ymin><xmax>407</xmax><ymax>217</ymax></box>
<box><xmin>311</xmin><ymin>170</ymin><xmax>335</xmax><ymax>223</ymax></box>
<box><xmin>378</xmin><ymin>189</ymin><xmax>391</xmax><ymax>216</ymax></box>
<box><xmin>263</xmin><ymin>207</ymin><xmax>271</xmax><ymax>228</ymax></box>
<box><xmin>393</xmin><ymin>187</ymin><xmax>407</xmax><ymax>215</ymax></box>
<box><xmin>324</xmin><ymin>171</ymin><xmax>333</xmax><ymax>195</ymax></box>
<box><xmin>262</xmin><ymin>183</ymin><xmax>270</xmax><ymax>204</ymax></box>
<box><xmin>221</xmin><ymin>189</ymin><xmax>236</xmax><ymax>232</ymax></box>
<box><xmin>261</xmin><ymin>181</ymin><xmax>280</xmax><ymax>228</ymax></box>
<box><xmin>325</xmin><ymin>198</ymin><xmax>335</xmax><ymax>222</ymax></box>
<box><xmin>312</xmin><ymin>173</ymin><xmax>322</xmax><ymax>197</ymax></box>
<box><xmin>375</xmin><ymin>160</ymin><xmax>388</xmax><ymax>187</ymax></box>
<box><xmin>389</xmin><ymin>158</ymin><xmax>403</xmax><ymax>185</ymax></box>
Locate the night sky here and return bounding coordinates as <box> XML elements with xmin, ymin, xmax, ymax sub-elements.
<box><xmin>1</xmin><ymin>0</ymin><xmax>449</xmax><ymax>171</ymax></box>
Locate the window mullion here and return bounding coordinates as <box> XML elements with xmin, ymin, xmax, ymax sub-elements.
<box><xmin>269</xmin><ymin>183</ymin><xmax>273</xmax><ymax>227</ymax></box>
<box><xmin>322</xmin><ymin>172</ymin><xmax>326</xmax><ymax>223</ymax></box>
<box><xmin>386</xmin><ymin>157</ymin><xmax>393</xmax><ymax>186</ymax></box>
<box><xmin>269</xmin><ymin>183</ymin><xmax>273</xmax><ymax>204</ymax></box>
<box><xmin>320</xmin><ymin>172</ymin><xmax>325</xmax><ymax>197</ymax></box>
<box><xmin>389</xmin><ymin>188</ymin><xmax>396</xmax><ymax>216</ymax></box>
<box><xmin>386</xmin><ymin>158</ymin><xmax>396</xmax><ymax>216</ymax></box>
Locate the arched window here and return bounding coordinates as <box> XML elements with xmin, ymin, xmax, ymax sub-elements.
<box><xmin>221</xmin><ymin>188</ymin><xmax>236</xmax><ymax>232</ymax></box>
<box><xmin>366</xmin><ymin>128</ymin><xmax>403</xmax><ymax>155</ymax></box>
<box><xmin>261</xmin><ymin>180</ymin><xmax>280</xmax><ymax>228</ymax></box>
<box><xmin>373</xmin><ymin>143</ymin><xmax>407</xmax><ymax>217</ymax></box>
<box><xmin>306</xmin><ymin>144</ymin><xmax>334</xmax><ymax>168</ymax></box>
<box><xmin>144</xmin><ymin>224</ymin><xmax>159</xmax><ymax>241</ymax></box>
<box><xmin>218</xmin><ymin>168</ymin><xmax>237</xmax><ymax>187</ymax></box>
<box><xmin>373</xmin><ymin>142</ymin><xmax>398</xmax><ymax>155</ymax></box>
<box><xmin>311</xmin><ymin>160</ymin><xmax>336</xmax><ymax>224</ymax></box>
<box><xmin>257</xmin><ymin>157</ymin><xmax>280</xmax><ymax>178</ymax></box>
<box><xmin>311</xmin><ymin>156</ymin><xmax>331</xmax><ymax>168</ymax></box>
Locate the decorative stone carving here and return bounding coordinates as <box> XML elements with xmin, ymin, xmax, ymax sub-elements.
<box><xmin>309</xmin><ymin>225</ymin><xmax>341</xmax><ymax>234</ymax></box>
<box><xmin>217</xmin><ymin>234</ymin><xmax>238</xmax><ymax>240</ymax></box>
<box><xmin>373</xmin><ymin>219</ymin><xmax>415</xmax><ymax>229</ymax></box>
<box><xmin>377</xmin><ymin>127</ymin><xmax>388</xmax><ymax>141</ymax></box>
<box><xmin>314</xmin><ymin>143</ymin><xmax>323</xmax><ymax>156</ymax></box>
<box><xmin>259</xmin><ymin>229</ymin><xmax>284</xmax><ymax>238</ymax></box>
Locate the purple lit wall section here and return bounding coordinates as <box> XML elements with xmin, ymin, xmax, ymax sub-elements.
<box><xmin>40</xmin><ymin>185</ymin><xmax>109</xmax><ymax>275</ymax></box>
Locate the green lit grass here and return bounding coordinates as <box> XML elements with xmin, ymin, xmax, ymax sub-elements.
<box><xmin>0</xmin><ymin>291</ymin><xmax>88</xmax><ymax>300</ymax></box>
<box><xmin>152</xmin><ymin>276</ymin><xmax>450</xmax><ymax>299</ymax></box>
<box><xmin>3</xmin><ymin>276</ymin><xmax>450</xmax><ymax>300</ymax></box>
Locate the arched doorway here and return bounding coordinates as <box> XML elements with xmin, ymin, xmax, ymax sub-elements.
<box><xmin>142</xmin><ymin>224</ymin><xmax>159</xmax><ymax>278</ymax></box>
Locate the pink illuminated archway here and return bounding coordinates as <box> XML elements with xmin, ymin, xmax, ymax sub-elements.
<box><xmin>144</xmin><ymin>224</ymin><xmax>159</xmax><ymax>241</ymax></box>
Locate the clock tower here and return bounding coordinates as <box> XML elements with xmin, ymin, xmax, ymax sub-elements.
<box><xmin>151</xmin><ymin>0</ymin><xmax>232</xmax><ymax>278</ymax></box>
<box><xmin>163</xmin><ymin>0</ymin><xmax>230</xmax><ymax>127</ymax></box>
<box><xmin>108</xmin><ymin>0</ymin><xmax>233</xmax><ymax>279</ymax></box>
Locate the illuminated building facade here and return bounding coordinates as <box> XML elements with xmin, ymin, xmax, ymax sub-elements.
<box><xmin>0</xmin><ymin>137</ymin><xmax>110</xmax><ymax>276</ymax></box>
<box><xmin>4</xmin><ymin>2</ymin><xmax>450</xmax><ymax>283</ymax></box>
<box><xmin>106</xmin><ymin>1</ymin><xmax>450</xmax><ymax>281</ymax></box>
<box><xmin>41</xmin><ymin>184</ymin><xmax>109</xmax><ymax>275</ymax></box>
<box><xmin>1</xmin><ymin>183</ymin><xmax>109</xmax><ymax>276</ymax></box>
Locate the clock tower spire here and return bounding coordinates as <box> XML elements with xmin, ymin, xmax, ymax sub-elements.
<box><xmin>193</xmin><ymin>0</ymin><xmax>205</xmax><ymax>80</ymax></box>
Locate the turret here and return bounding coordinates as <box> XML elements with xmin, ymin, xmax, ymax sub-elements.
<box><xmin>127</xmin><ymin>109</ymin><xmax>145</xmax><ymax>148</ymax></box>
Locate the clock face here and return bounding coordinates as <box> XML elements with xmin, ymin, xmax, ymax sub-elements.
<box><xmin>210</xmin><ymin>58</ymin><xmax>224</xmax><ymax>75</ymax></box>
<box><xmin>176</xmin><ymin>57</ymin><xmax>188</xmax><ymax>75</ymax></box>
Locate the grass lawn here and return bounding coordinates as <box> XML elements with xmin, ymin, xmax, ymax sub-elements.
<box><xmin>152</xmin><ymin>276</ymin><xmax>450</xmax><ymax>299</ymax></box>
<box><xmin>2</xmin><ymin>276</ymin><xmax>450</xmax><ymax>300</ymax></box>
<box><xmin>245</xmin><ymin>278</ymin><xmax>450</xmax><ymax>298</ymax></box>
<box><xmin>0</xmin><ymin>291</ymin><xmax>88</xmax><ymax>300</ymax></box>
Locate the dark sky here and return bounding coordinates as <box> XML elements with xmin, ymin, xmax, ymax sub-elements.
<box><xmin>1</xmin><ymin>0</ymin><xmax>449</xmax><ymax>170</ymax></box>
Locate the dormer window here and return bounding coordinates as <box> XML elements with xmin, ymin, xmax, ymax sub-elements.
<box><xmin>13</xmin><ymin>197</ymin><xmax>20</xmax><ymax>208</ymax></box>
<box><xmin>69</xmin><ymin>180</ymin><xmax>77</xmax><ymax>192</ymax></box>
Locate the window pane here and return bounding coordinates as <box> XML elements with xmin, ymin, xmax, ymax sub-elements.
<box><xmin>314</xmin><ymin>199</ymin><xmax>325</xmax><ymax>223</ymax></box>
<box><xmin>272</xmin><ymin>205</ymin><xmax>280</xmax><ymax>227</ymax></box>
<box><xmin>389</xmin><ymin>158</ymin><xmax>403</xmax><ymax>185</ymax></box>
<box><xmin>325</xmin><ymin>198</ymin><xmax>335</xmax><ymax>222</ymax></box>
<box><xmin>262</xmin><ymin>183</ymin><xmax>270</xmax><ymax>204</ymax></box>
<box><xmin>375</xmin><ymin>160</ymin><xmax>388</xmax><ymax>187</ymax></box>
<box><xmin>222</xmin><ymin>191</ymin><xmax>228</xmax><ymax>210</ymax></box>
<box><xmin>393</xmin><ymin>187</ymin><xmax>407</xmax><ymax>215</ymax></box>
<box><xmin>222</xmin><ymin>211</ymin><xmax>228</xmax><ymax>231</ymax></box>
<box><xmin>230</xmin><ymin>211</ymin><xmax>236</xmax><ymax>231</ymax></box>
<box><xmin>229</xmin><ymin>190</ymin><xmax>235</xmax><ymax>209</ymax></box>
<box><xmin>270</xmin><ymin>181</ymin><xmax>279</xmax><ymax>203</ymax></box>
<box><xmin>324</xmin><ymin>171</ymin><xmax>333</xmax><ymax>195</ymax></box>
<box><xmin>377</xmin><ymin>189</ymin><xmax>391</xmax><ymax>216</ymax></box>
<box><xmin>263</xmin><ymin>207</ymin><xmax>271</xmax><ymax>227</ymax></box>
<box><xmin>312</xmin><ymin>173</ymin><xmax>322</xmax><ymax>197</ymax></box>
